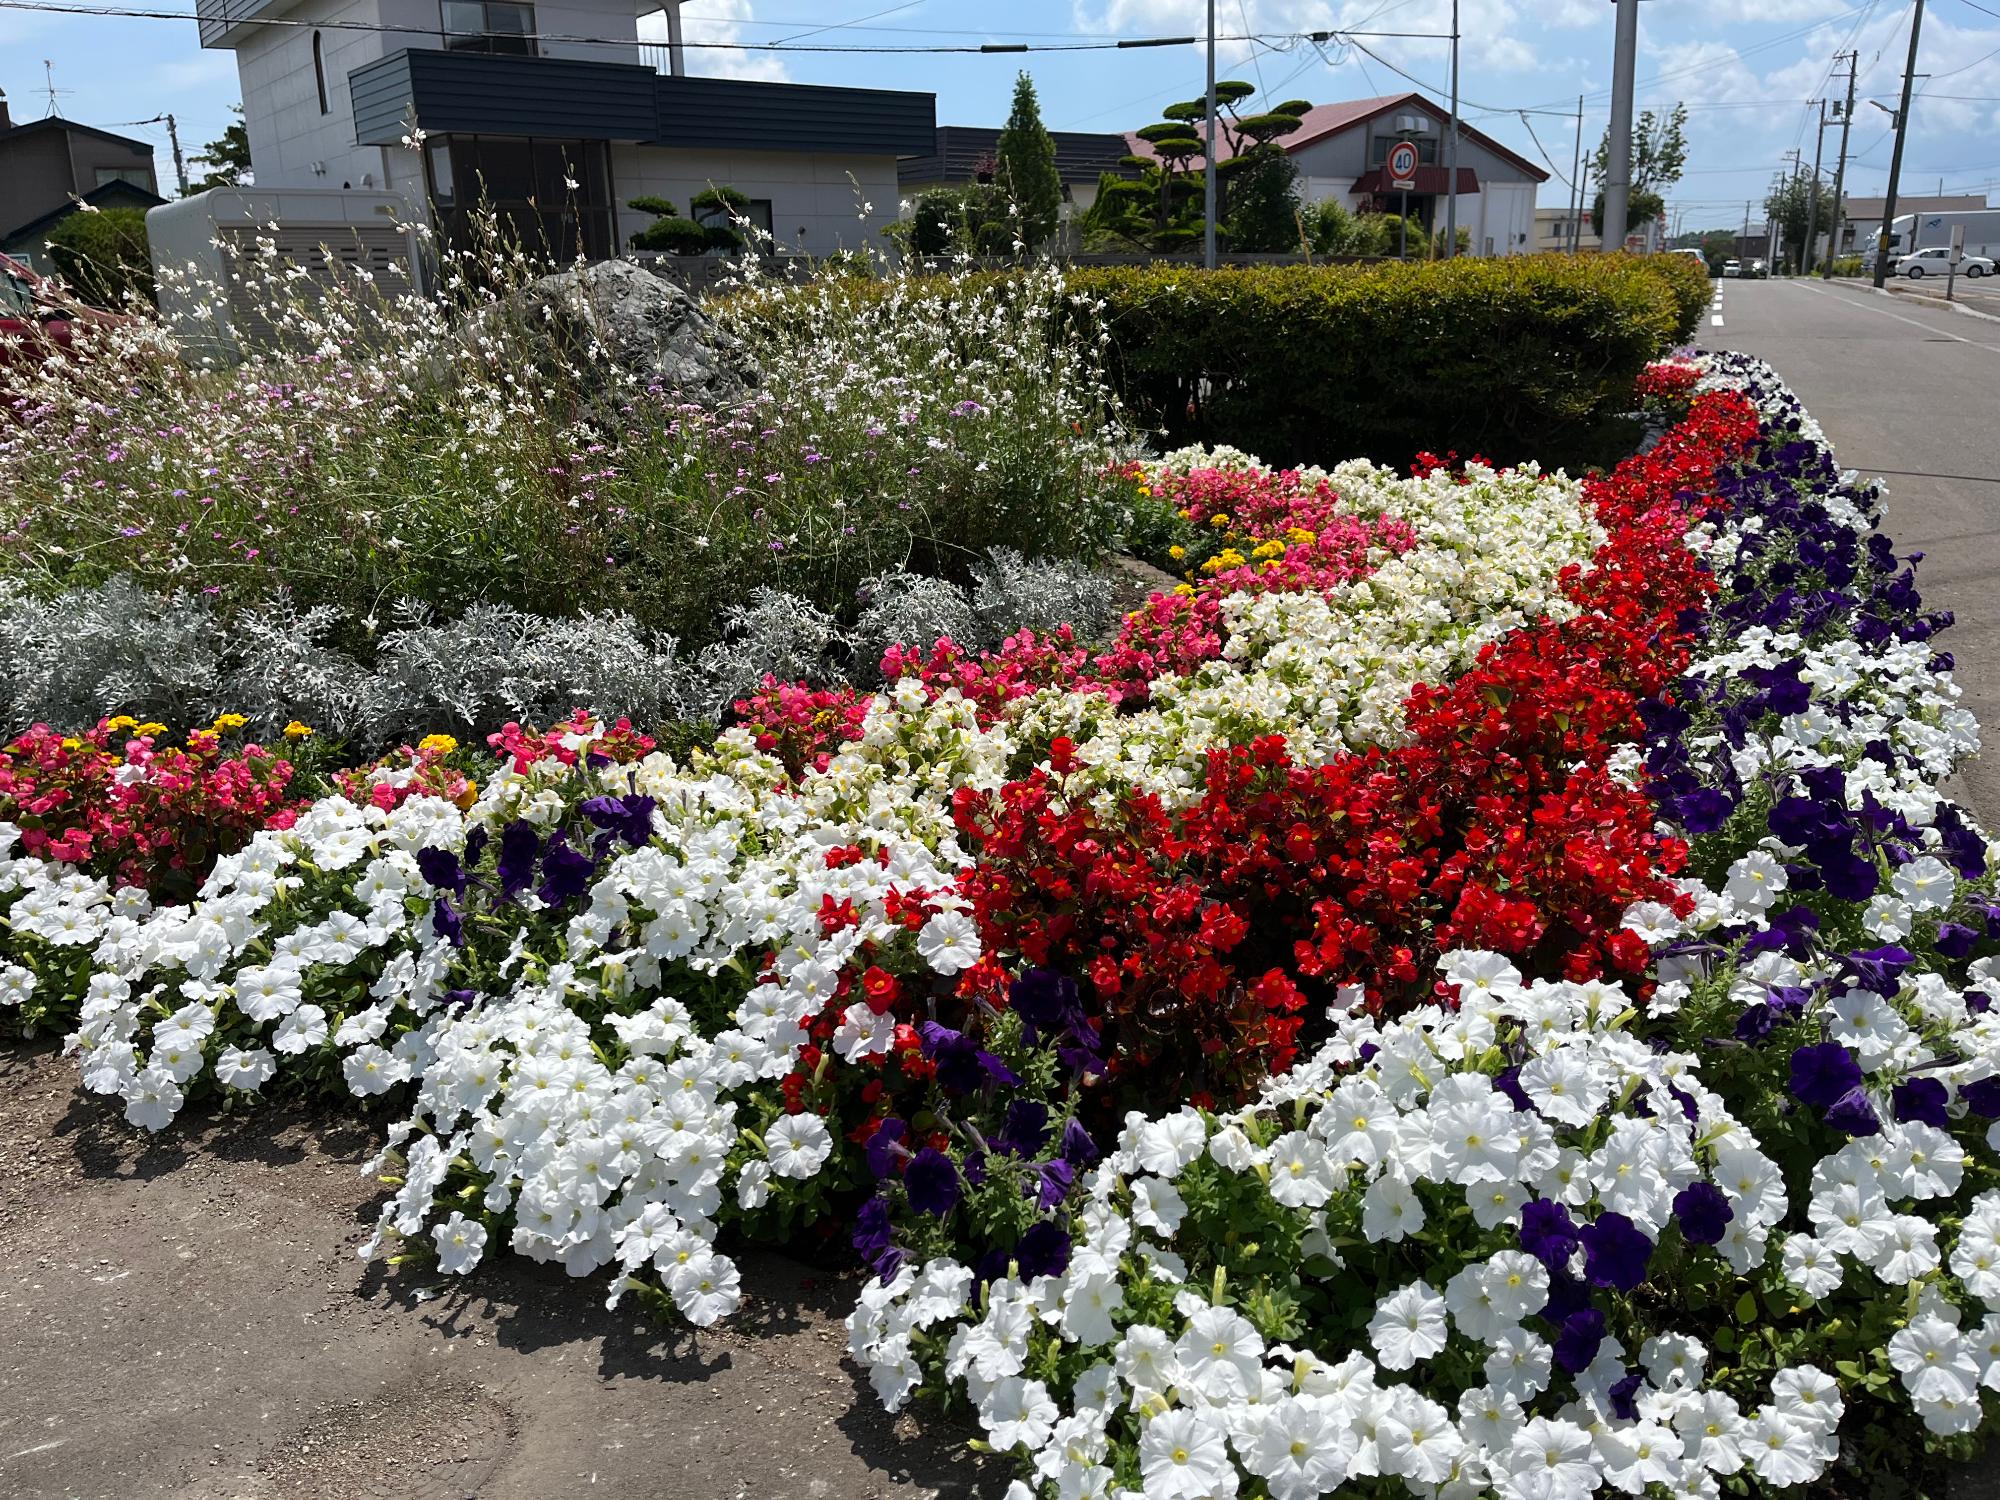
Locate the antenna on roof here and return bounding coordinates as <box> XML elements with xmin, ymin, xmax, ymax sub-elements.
<box><xmin>40</xmin><ymin>59</ymin><xmax>71</xmax><ymax>118</ymax></box>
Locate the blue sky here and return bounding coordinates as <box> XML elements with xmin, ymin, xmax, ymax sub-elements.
<box><xmin>7</xmin><ymin>0</ymin><xmax>1999</xmax><ymax>231</ymax></box>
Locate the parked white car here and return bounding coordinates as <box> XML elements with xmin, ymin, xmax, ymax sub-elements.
<box><xmin>1894</xmin><ymin>246</ymin><xmax>1996</xmax><ymax>279</ymax></box>
<box><xmin>1722</xmin><ymin>259</ymin><xmax>1742</xmax><ymax>278</ymax></box>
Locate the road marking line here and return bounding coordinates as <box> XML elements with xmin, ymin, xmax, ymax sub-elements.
<box><xmin>6</xmin><ymin>1441</ymin><xmax>67</xmax><ymax>1461</ymax></box>
<box><xmin>1711</xmin><ymin>314</ymin><xmax>1725</xmax><ymax>327</ymax></box>
<box><xmin>1784</xmin><ymin>279</ymin><xmax>2000</xmax><ymax>355</ymax></box>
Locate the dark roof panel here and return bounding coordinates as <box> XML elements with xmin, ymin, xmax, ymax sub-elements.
<box><xmin>900</xmin><ymin>125</ymin><xmax>1139</xmax><ymax>187</ymax></box>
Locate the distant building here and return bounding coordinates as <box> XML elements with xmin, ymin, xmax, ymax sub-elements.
<box><xmin>1124</xmin><ymin>91</ymin><xmax>1548</xmax><ymax>256</ymax></box>
<box><xmin>187</xmin><ymin>0</ymin><xmax>935</xmax><ymax>261</ymax></box>
<box><xmin>1534</xmin><ymin>206</ymin><xmax>1599</xmax><ymax>254</ymax></box>
<box><xmin>1835</xmin><ymin>194</ymin><xmax>1990</xmax><ymax>259</ymax></box>
<box><xmin>0</xmin><ymin>89</ymin><xmax>165</xmax><ymax>271</ymax></box>
<box><xmin>898</xmin><ymin>125</ymin><xmax>1137</xmax><ymax>218</ymax></box>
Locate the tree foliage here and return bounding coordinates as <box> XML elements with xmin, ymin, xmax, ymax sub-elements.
<box><xmin>191</xmin><ymin>105</ymin><xmax>252</xmax><ymax>191</ymax></box>
<box><xmin>995</xmin><ymin>72</ymin><xmax>1062</xmax><ymax>251</ymax></box>
<box><xmin>1589</xmin><ymin>102</ymin><xmax>1690</xmax><ymax>198</ymax></box>
<box><xmin>626</xmin><ymin>194</ymin><xmax>742</xmax><ymax>255</ymax></box>
<box><xmin>1765</xmin><ymin>173</ymin><xmax>1843</xmax><ymax>273</ymax></box>
<box><xmin>45</xmin><ymin>206</ymin><xmax>155</xmax><ymax>308</ymax></box>
<box><xmin>1078</xmin><ymin>83</ymin><xmax>1309</xmax><ymax>254</ymax></box>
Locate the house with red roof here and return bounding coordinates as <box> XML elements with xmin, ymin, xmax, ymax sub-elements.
<box><xmin>1129</xmin><ymin>91</ymin><xmax>1549</xmax><ymax>257</ymax></box>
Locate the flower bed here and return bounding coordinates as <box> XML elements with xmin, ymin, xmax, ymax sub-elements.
<box><xmin>5</xmin><ymin>351</ymin><xmax>1998</xmax><ymax>1495</ymax></box>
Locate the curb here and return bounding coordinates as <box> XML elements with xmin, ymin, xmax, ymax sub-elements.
<box><xmin>1875</xmin><ymin>283</ymin><xmax>2000</xmax><ymax>326</ymax></box>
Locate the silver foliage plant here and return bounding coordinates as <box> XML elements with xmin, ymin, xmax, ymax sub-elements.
<box><xmin>0</xmin><ymin>548</ymin><xmax>1119</xmax><ymax>743</ymax></box>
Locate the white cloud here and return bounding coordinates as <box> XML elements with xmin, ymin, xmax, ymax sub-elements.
<box><xmin>640</xmin><ymin>1</ymin><xmax>791</xmax><ymax>83</ymax></box>
<box><xmin>154</xmin><ymin>52</ymin><xmax>236</xmax><ymax>92</ymax></box>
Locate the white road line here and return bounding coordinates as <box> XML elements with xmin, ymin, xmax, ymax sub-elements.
<box><xmin>6</xmin><ymin>1441</ymin><xmax>67</xmax><ymax>1461</ymax></box>
<box><xmin>1784</xmin><ymin>278</ymin><xmax>2000</xmax><ymax>355</ymax></box>
<box><xmin>1711</xmin><ymin>314</ymin><xmax>1725</xmax><ymax>327</ymax></box>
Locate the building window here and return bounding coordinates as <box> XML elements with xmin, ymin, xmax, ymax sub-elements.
<box><xmin>94</xmin><ymin>167</ymin><xmax>153</xmax><ymax>189</ymax></box>
<box><xmin>432</xmin><ymin>135</ymin><xmax>615</xmax><ymax>260</ymax></box>
<box><xmin>313</xmin><ymin>30</ymin><xmax>329</xmax><ymax>114</ymax></box>
<box><xmin>442</xmin><ymin>0</ymin><xmax>537</xmax><ymax>56</ymax></box>
<box><xmin>694</xmin><ymin>195</ymin><xmax>774</xmax><ymax>248</ymax></box>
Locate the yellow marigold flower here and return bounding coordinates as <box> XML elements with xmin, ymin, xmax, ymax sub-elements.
<box><xmin>1167</xmin><ymin>545</ymin><xmax>1187</xmax><ymax>561</ymax></box>
<box><xmin>1174</xmin><ymin>583</ymin><xmax>1194</xmax><ymax>597</ymax></box>
<box><xmin>211</xmin><ymin>712</ymin><xmax>248</xmax><ymax>732</ymax></box>
<box><xmin>1209</xmin><ymin>513</ymin><xmax>1231</xmax><ymax>527</ymax></box>
<box><xmin>1286</xmin><ymin>527</ymin><xmax>1316</xmax><ymax>546</ymax></box>
<box><xmin>283</xmin><ymin>721</ymin><xmax>315</xmax><ymax>741</ymax></box>
<box><xmin>1136</xmin><ymin>484</ymin><xmax>1153</xmax><ymax>497</ymax></box>
<box><xmin>1177</xmin><ymin>508</ymin><xmax>1194</xmax><ymax>521</ymax></box>
<box><xmin>60</xmin><ymin>737</ymin><xmax>82</xmax><ymax>751</ymax></box>
<box><xmin>136</xmin><ymin>722</ymin><xmax>167</xmax><ymax>737</ymax></box>
<box><xmin>104</xmin><ymin>714</ymin><xmax>138</xmax><ymax>732</ymax></box>
<box><xmin>419</xmin><ymin>733</ymin><xmax>460</xmax><ymax>756</ymax></box>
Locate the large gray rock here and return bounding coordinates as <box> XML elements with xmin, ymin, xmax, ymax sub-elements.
<box><xmin>514</xmin><ymin>259</ymin><xmax>757</xmax><ymax>406</ymax></box>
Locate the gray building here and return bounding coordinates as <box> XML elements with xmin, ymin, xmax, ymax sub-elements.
<box><xmin>188</xmin><ymin>0</ymin><xmax>936</xmax><ymax>261</ymax></box>
<box><xmin>0</xmin><ymin>90</ymin><xmax>164</xmax><ymax>268</ymax></box>
<box><xmin>898</xmin><ymin>125</ymin><xmax>1138</xmax><ymax>216</ymax></box>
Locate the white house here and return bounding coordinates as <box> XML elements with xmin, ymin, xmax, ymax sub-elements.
<box><xmin>1128</xmin><ymin>91</ymin><xmax>1547</xmax><ymax>256</ymax></box>
<box><xmin>191</xmin><ymin>0</ymin><xmax>936</xmax><ymax>259</ymax></box>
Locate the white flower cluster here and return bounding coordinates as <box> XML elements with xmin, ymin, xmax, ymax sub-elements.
<box><xmin>851</xmin><ymin>953</ymin><xmax>1846</xmax><ymax>1500</ymax></box>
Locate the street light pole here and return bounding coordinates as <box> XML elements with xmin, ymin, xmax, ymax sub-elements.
<box><xmin>1874</xmin><ymin>0</ymin><xmax>1927</xmax><ymax>289</ymax></box>
<box><xmin>1203</xmin><ymin>0</ymin><xmax>1217</xmax><ymax>271</ymax></box>
<box><xmin>1566</xmin><ymin>95</ymin><xmax>1584</xmax><ymax>254</ymax></box>
<box><xmin>1602</xmin><ymin>0</ymin><xmax>1639</xmax><ymax>252</ymax></box>
<box><xmin>1444</xmin><ymin>0</ymin><xmax>1460</xmax><ymax>258</ymax></box>
<box><xmin>1803</xmin><ymin>103</ymin><xmax>1827</xmax><ymax>275</ymax></box>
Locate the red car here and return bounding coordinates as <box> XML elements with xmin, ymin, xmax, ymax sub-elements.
<box><xmin>0</xmin><ymin>252</ymin><xmax>129</xmax><ymax>369</ymax></box>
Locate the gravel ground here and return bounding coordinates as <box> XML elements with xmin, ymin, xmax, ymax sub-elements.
<box><xmin>0</xmin><ymin>1039</ymin><xmax>994</xmax><ymax>1500</ymax></box>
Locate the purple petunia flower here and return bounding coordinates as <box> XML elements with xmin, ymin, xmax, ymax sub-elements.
<box><xmin>496</xmin><ymin>821</ymin><xmax>540</xmax><ymax>899</ymax></box>
<box><xmin>1519</xmin><ymin>1198</ymin><xmax>1580</xmax><ymax>1270</ymax></box>
<box><xmin>431</xmin><ymin>895</ymin><xmax>464</xmax><ymax>949</ymax></box>
<box><xmin>1894</xmin><ymin>1077</ymin><xmax>1950</xmax><ymax>1131</ymax></box>
<box><xmin>415</xmin><ymin>846</ymin><xmax>466</xmax><ymax>897</ymax></box>
<box><xmin>904</xmin><ymin>1147</ymin><xmax>962</xmax><ymax>1217</ymax></box>
<box><xmin>1580</xmin><ymin>1212</ymin><xmax>1654</xmax><ymax>1291</ymax></box>
<box><xmin>1825</xmin><ymin>1085</ymin><xmax>1882</xmax><ymax>1137</ymax></box>
<box><xmin>1012</xmin><ymin>1221</ymin><xmax>1071</xmax><ymax>1279</ymax></box>
<box><xmin>1672</xmin><ymin>1182</ymin><xmax>1732</xmax><ymax>1247</ymax></box>
<box><xmin>536</xmin><ymin>833</ymin><xmax>596</xmax><ymax>908</ymax></box>
<box><xmin>1553</xmin><ymin>1308</ymin><xmax>1606</xmax><ymax>1374</ymax></box>
<box><xmin>864</xmin><ymin>1117</ymin><xmax>908</xmax><ymax>1179</ymax></box>
<box><xmin>1789</xmin><ymin>1041</ymin><xmax>1863</xmax><ymax>1110</ymax></box>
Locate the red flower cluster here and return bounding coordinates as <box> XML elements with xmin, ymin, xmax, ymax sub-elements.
<box><xmin>333</xmin><ymin>737</ymin><xmax>478</xmax><ymax>813</ymax></box>
<box><xmin>733</xmin><ymin>675</ymin><xmax>875</xmax><ymax>776</ymax></box>
<box><xmin>948</xmin><ymin>384</ymin><xmax>1763</xmax><ymax>1104</ymax></box>
<box><xmin>1633</xmin><ymin>359</ymin><xmax>1703</xmax><ymax>405</ymax></box>
<box><xmin>485</xmin><ymin>711</ymin><xmax>656</xmax><ymax>773</ymax></box>
<box><xmin>0</xmin><ymin>717</ymin><xmax>301</xmax><ymax>896</ymax></box>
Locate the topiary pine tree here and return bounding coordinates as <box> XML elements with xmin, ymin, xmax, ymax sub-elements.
<box><xmin>994</xmin><ymin>72</ymin><xmax>1063</xmax><ymax>252</ymax></box>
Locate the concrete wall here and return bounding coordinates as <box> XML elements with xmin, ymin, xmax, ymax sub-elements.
<box><xmin>236</xmin><ymin>0</ymin><xmax>642</xmax><ymax>192</ymax></box>
<box><xmin>611</xmin><ymin>145</ymin><xmax>900</xmax><ymax>257</ymax></box>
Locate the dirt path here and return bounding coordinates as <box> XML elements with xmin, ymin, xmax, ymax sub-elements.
<box><xmin>0</xmin><ymin>1040</ymin><xmax>993</xmax><ymax>1500</ymax></box>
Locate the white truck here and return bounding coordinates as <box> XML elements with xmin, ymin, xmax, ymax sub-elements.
<box><xmin>1863</xmin><ymin>208</ymin><xmax>2000</xmax><ymax>269</ymax></box>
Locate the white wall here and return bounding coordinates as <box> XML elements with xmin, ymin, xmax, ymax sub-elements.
<box><xmin>235</xmin><ymin>0</ymin><xmax>642</xmax><ymax>193</ymax></box>
<box><xmin>1455</xmin><ymin>181</ymin><xmax>1535</xmax><ymax>257</ymax></box>
<box><xmin>612</xmin><ymin>146</ymin><xmax>900</xmax><ymax>257</ymax></box>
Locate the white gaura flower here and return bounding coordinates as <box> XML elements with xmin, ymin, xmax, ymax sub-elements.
<box><xmin>764</xmin><ymin>1112</ymin><xmax>833</xmax><ymax>1178</ymax></box>
<box><xmin>1137</xmin><ymin>1407</ymin><xmax>1235</xmax><ymax>1500</ymax></box>
<box><xmin>1367</xmin><ymin>1281</ymin><xmax>1448</xmax><ymax>1371</ymax></box>
<box><xmin>432</xmin><ymin>1211</ymin><xmax>488</xmax><ymax>1274</ymax></box>
<box><xmin>915</xmin><ymin>909</ymin><xmax>980</xmax><ymax>974</ymax></box>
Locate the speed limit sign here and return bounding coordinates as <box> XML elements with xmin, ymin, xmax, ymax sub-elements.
<box><xmin>1387</xmin><ymin>139</ymin><xmax>1420</xmax><ymax>190</ymax></box>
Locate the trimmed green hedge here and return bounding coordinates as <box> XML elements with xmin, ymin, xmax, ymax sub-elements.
<box><xmin>1066</xmin><ymin>253</ymin><xmax>1706</xmax><ymax>468</ymax></box>
<box><xmin>723</xmin><ymin>253</ymin><xmax>1707</xmax><ymax>471</ymax></box>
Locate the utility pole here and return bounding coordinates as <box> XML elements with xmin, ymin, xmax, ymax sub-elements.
<box><xmin>1602</xmin><ymin>0</ymin><xmax>1639</xmax><ymax>252</ymax></box>
<box><xmin>1823</xmin><ymin>50</ymin><xmax>1856</xmax><ymax>277</ymax></box>
<box><xmin>1874</xmin><ymin>0</ymin><xmax>1927</xmax><ymax>289</ymax></box>
<box><xmin>1803</xmin><ymin>102</ymin><xmax>1828</xmax><ymax>275</ymax></box>
<box><xmin>663</xmin><ymin>0</ymin><xmax>685</xmax><ymax>75</ymax></box>
<box><xmin>1566</xmin><ymin>95</ymin><xmax>1584</xmax><ymax>253</ymax></box>
<box><xmin>163</xmin><ymin>113</ymin><xmax>189</xmax><ymax>197</ymax></box>
<box><xmin>1203</xmin><ymin>0</ymin><xmax>1217</xmax><ymax>270</ymax></box>
<box><xmin>1444</xmin><ymin>0</ymin><xmax>1460</xmax><ymax>258</ymax></box>
<box><xmin>1781</xmin><ymin>149</ymin><xmax>1802</xmax><ymax>271</ymax></box>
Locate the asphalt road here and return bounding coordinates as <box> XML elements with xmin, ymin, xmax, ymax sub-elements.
<box><xmin>1707</xmin><ymin>276</ymin><xmax>2000</xmax><ymax>824</ymax></box>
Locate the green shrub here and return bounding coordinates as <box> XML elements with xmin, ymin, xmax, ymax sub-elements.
<box><xmin>1062</xmin><ymin>253</ymin><xmax>1699</xmax><ymax>469</ymax></box>
<box><xmin>45</xmin><ymin>207</ymin><xmax>155</xmax><ymax>308</ymax></box>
